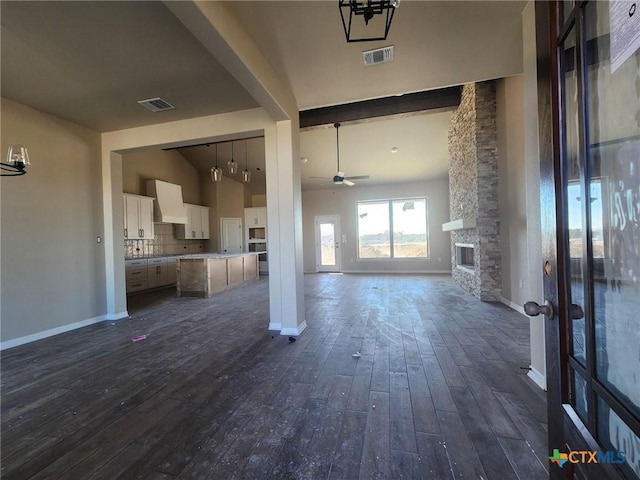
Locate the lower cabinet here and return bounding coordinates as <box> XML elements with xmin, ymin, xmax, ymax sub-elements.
<box><xmin>125</xmin><ymin>259</ymin><xmax>148</xmax><ymax>293</ymax></box>
<box><xmin>126</xmin><ymin>257</ymin><xmax>177</xmax><ymax>294</ymax></box>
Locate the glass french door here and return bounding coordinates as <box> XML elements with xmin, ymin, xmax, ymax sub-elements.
<box><xmin>555</xmin><ymin>1</ymin><xmax>640</xmax><ymax>478</ymax></box>
<box><xmin>315</xmin><ymin>215</ymin><xmax>341</xmax><ymax>272</ymax></box>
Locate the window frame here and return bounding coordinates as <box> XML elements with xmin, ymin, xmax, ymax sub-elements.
<box><xmin>356</xmin><ymin>197</ymin><xmax>429</xmax><ymax>260</ymax></box>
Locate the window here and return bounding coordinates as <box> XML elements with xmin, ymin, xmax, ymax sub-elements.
<box><xmin>357</xmin><ymin>198</ymin><xmax>428</xmax><ymax>259</ymax></box>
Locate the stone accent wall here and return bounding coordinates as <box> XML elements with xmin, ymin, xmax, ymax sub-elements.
<box><xmin>448</xmin><ymin>82</ymin><xmax>501</xmax><ymax>301</ymax></box>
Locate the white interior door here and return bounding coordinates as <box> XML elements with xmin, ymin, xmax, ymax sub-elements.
<box><xmin>315</xmin><ymin>215</ymin><xmax>341</xmax><ymax>272</ymax></box>
<box><xmin>220</xmin><ymin>218</ymin><xmax>242</xmax><ymax>253</ymax></box>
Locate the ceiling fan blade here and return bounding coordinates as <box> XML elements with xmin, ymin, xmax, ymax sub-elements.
<box><xmin>344</xmin><ymin>175</ymin><xmax>370</xmax><ymax>180</ymax></box>
<box><xmin>343</xmin><ymin>179</ymin><xmax>355</xmax><ymax>186</ymax></box>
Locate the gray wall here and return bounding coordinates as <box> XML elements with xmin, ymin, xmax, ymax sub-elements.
<box><xmin>302</xmin><ymin>180</ymin><xmax>451</xmax><ymax>273</ymax></box>
<box><xmin>122</xmin><ymin>149</ymin><xmax>202</xmax><ymax>204</ymax></box>
<box><xmin>1</xmin><ymin>98</ymin><xmax>106</xmax><ymax>344</ymax></box>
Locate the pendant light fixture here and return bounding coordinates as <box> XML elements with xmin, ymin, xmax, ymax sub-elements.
<box><xmin>227</xmin><ymin>141</ymin><xmax>238</xmax><ymax>174</ymax></box>
<box><xmin>2</xmin><ymin>144</ymin><xmax>30</xmax><ymax>176</ymax></box>
<box><xmin>242</xmin><ymin>140</ymin><xmax>251</xmax><ymax>183</ymax></box>
<box><xmin>210</xmin><ymin>143</ymin><xmax>222</xmax><ymax>182</ymax></box>
<box><xmin>338</xmin><ymin>0</ymin><xmax>399</xmax><ymax>43</ymax></box>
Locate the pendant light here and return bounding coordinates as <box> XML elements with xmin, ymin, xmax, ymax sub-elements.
<box><xmin>242</xmin><ymin>139</ymin><xmax>251</xmax><ymax>183</ymax></box>
<box><xmin>2</xmin><ymin>144</ymin><xmax>30</xmax><ymax>176</ymax></box>
<box><xmin>227</xmin><ymin>141</ymin><xmax>238</xmax><ymax>174</ymax></box>
<box><xmin>210</xmin><ymin>143</ymin><xmax>222</xmax><ymax>182</ymax></box>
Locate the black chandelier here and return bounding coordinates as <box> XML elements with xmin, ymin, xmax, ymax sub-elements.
<box><xmin>338</xmin><ymin>0</ymin><xmax>399</xmax><ymax>43</ymax></box>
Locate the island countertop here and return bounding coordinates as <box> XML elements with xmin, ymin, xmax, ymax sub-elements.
<box><xmin>176</xmin><ymin>252</ymin><xmax>260</xmax><ymax>297</ymax></box>
<box><xmin>177</xmin><ymin>251</ymin><xmax>265</xmax><ymax>260</ymax></box>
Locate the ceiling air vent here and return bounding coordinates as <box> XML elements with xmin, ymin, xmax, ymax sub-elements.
<box><xmin>137</xmin><ymin>97</ymin><xmax>175</xmax><ymax>112</ymax></box>
<box><xmin>362</xmin><ymin>46</ymin><xmax>394</xmax><ymax>66</ymax></box>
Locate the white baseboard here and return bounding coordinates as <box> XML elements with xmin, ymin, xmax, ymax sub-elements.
<box><xmin>268</xmin><ymin>322</ymin><xmax>282</xmax><ymax>331</ymax></box>
<box><xmin>528</xmin><ymin>367</ymin><xmax>547</xmax><ymax>391</ymax></box>
<box><xmin>106</xmin><ymin>311</ymin><xmax>129</xmax><ymax>321</ymax></box>
<box><xmin>0</xmin><ymin>312</ymin><xmax>125</xmax><ymax>351</ymax></box>
<box><xmin>500</xmin><ymin>296</ymin><xmax>525</xmax><ymax>315</ymax></box>
<box><xmin>280</xmin><ymin>321</ymin><xmax>308</xmax><ymax>337</ymax></box>
<box><xmin>500</xmin><ymin>297</ymin><xmax>547</xmax><ymax>391</ymax></box>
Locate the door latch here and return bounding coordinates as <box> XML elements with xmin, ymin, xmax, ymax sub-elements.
<box><xmin>524</xmin><ymin>300</ymin><xmax>554</xmax><ymax>320</ymax></box>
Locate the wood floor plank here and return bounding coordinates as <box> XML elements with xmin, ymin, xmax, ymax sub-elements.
<box><xmin>390</xmin><ymin>449</ymin><xmax>422</xmax><ymax>480</ymax></box>
<box><xmin>329</xmin><ymin>410</ymin><xmax>367</xmax><ymax>480</ymax></box>
<box><xmin>406</xmin><ymin>363</ymin><xmax>440</xmax><ymax>435</ymax></box>
<box><xmin>0</xmin><ymin>274</ymin><xmax>548</xmax><ymax>480</ymax></box>
<box><xmin>420</xmin><ymin>354</ymin><xmax>458</xmax><ymax>413</ymax></box>
<box><xmin>267</xmin><ymin>398</ymin><xmax>327</xmax><ymax>480</ymax></box>
<box><xmin>389</xmin><ymin>371</ymin><xmax>418</xmax><ymax>453</ymax></box>
<box><xmin>370</xmin><ymin>342</ymin><xmax>390</xmax><ymax>393</ymax></box>
<box><xmin>449</xmin><ymin>386</ymin><xmax>519</xmax><ymax>480</ymax></box>
<box><xmin>432</xmin><ymin>343</ymin><xmax>466</xmax><ymax>388</ymax></box>
<box><xmin>459</xmin><ymin>365</ymin><xmax>523</xmax><ymax>439</ymax></box>
<box><xmin>416</xmin><ymin>432</ymin><xmax>453</xmax><ymax>479</ymax></box>
<box><xmin>498</xmin><ymin>436</ymin><xmax>549</xmax><ymax>480</ymax></box>
<box><xmin>494</xmin><ymin>390</ymin><xmax>549</xmax><ymax>472</ymax></box>
<box><xmin>359</xmin><ymin>391</ymin><xmax>390</xmax><ymax>480</ymax></box>
<box><xmin>347</xmin><ymin>353</ymin><xmax>374</xmax><ymax>412</ymax></box>
<box><xmin>437</xmin><ymin>410</ymin><xmax>488</xmax><ymax>480</ymax></box>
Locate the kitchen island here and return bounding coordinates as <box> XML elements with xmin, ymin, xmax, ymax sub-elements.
<box><xmin>176</xmin><ymin>252</ymin><xmax>263</xmax><ymax>298</ymax></box>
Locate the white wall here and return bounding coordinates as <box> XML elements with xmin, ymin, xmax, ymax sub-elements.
<box><xmin>302</xmin><ymin>180</ymin><xmax>451</xmax><ymax>273</ymax></box>
<box><xmin>522</xmin><ymin>1</ymin><xmax>546</xmax><ymax>388</ymax></box>
<box><xmin>1</xmin><ymin>98</ymin><xmax>107</xmax><ymax>346</ymax></box>
<box><xmin>497</xmin><ymin>75</ymin><xmax>528</xmax><ymax>307</ymax></box>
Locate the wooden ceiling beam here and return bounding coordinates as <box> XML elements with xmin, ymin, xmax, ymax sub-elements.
<box><xmin>299</xmin><ymin>85</ymin><xmax>462</xmax><ymax>128</ymax></box>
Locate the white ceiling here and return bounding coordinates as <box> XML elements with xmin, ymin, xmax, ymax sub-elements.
<box><xmin>1</xmin><ymin>1</ymin><xmax>526</xmax><ymax>192</ymax></box>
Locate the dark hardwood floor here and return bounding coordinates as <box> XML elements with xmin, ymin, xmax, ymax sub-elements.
<box><xmin>1</xmin><ymin>274</ymin><xmax>548</xmax><ymax>479</ymax></box>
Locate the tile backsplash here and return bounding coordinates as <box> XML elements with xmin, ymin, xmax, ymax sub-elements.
<box><xmin>125</xmin><ymin>223</ymin><xmax>205</xmax><ymax>259</ymax></box>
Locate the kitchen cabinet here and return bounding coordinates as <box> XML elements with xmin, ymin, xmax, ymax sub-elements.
<box><xmin>244</xmin><ymin>207</ymin><xmax>268</xmax><ymax>274</ymax></box>
<box><xmin>125</xmin><ymin>258</ymin><xmax>148</xmax><ymax>293</ymax></box>
<box><xmin>176</xmin><ymin>204</ymin><xmax>210</xmax><ymax>240</ymax></box>
<box><xmin>147</xmin><ymin>258</ymin><xmax>168</xmax><ymax>289</ymax></box>
<box><xmin>245</xmin><ymin>207</ymin><xmax>267</xmax><ymax>227</ymax></box>
<box><xmin>123</xmin><ymin>194</ymin><xmax>154</xmax><ymax>240</ymax></box>
<box><xmin>126</xmin><ymin>256</ymin><xmax>177</xmax><ymax>294</ymax></box>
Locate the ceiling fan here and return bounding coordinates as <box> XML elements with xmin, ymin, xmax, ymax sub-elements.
<box><xmin>309</xmin><ymin>122</ymin><xmax>370</xmax><ymax>186</ymax></box>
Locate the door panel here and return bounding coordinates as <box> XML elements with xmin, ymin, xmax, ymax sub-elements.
<box><xmin>315</xmin><ymin>215</ymin><xmax>340</xmax><ymax>272</ymax></box>
<box><xmin>220</xmin><ymin>218</ymin><xmax>242</xmax><ymax>254</ymax></box>
<box><xmin>537</xmin><ymin>2</ymin><xmax>640</xmax><ymax>479</ymax></box>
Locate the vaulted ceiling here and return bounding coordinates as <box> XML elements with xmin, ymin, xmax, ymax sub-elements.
<box><xmin>1</xmin><ymin>1</ymin><xmax>527</xmax><ymax>192</ymax></box>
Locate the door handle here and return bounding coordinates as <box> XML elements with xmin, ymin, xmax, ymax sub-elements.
<box><xmin>570</xmin><ymin>304</ymin><xmax>584</xmax><ymax>320</ymax></box>
<box><xmin>524</xmin><ymin>300</ymin><xmax>554</xmax><ymax>320</ymax></box>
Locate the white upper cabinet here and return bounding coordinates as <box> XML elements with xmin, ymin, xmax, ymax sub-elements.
<box><xmin>245</xmin><ymin>207</ymin><xmax>267</xmax><ymax>227</ymax></box>
<box><xmin>123</xmin><ymin>194</ymin><xmax>154</xmax><ymax>240</ymax></box>
<box><xmin>176</xmin><ymin>204</ymin><xmax>210</xmax><ymax>239</ymax></box>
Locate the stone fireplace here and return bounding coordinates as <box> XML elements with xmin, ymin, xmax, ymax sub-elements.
<box><xmin>445</xmin><ymin>82</ymin><xmax>501</xmax><ymax>301</ymax></box>
<box><xmin>455</xmin><ymin>243</ymin><xmax>475</xmax><ymax>270</ymax></box>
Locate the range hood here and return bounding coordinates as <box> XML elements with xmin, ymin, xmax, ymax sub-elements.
<box><xmin>146</xmin><ymin>179</ymin><xmax>187</xmax><ymax>224</ymax></box>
